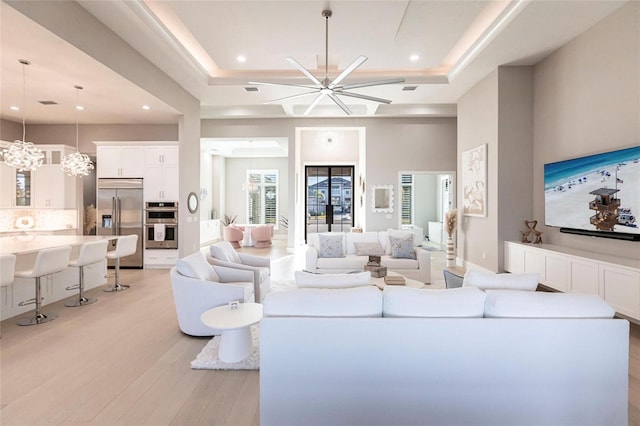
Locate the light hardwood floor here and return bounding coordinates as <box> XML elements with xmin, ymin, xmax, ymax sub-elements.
<box><xmin>1</xmin><ymin>241</ymin><xmax>639</xmax><ymax>425</ymax></box>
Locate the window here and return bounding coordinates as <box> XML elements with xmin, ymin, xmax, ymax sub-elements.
<box><xmin>247</xmin><ymin>170</ymin><xmax>278</xmax><ymax>226</ymax></box>
<box><xmin>401</xmin><ymin>174</ymin><xmax>414</xmax><ymax>226</ymax></box>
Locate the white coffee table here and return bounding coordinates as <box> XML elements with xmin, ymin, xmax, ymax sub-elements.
<box><xmin>200</xmin><ymin>303</ymin><xmax>263</xmax><ymax>363</ymax></box>
<box><xmin>370</xmin><ymin>270</ymin><xmax>426</xmax><ymax>289</ymax></box>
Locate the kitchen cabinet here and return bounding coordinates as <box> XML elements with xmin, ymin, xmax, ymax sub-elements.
<box><xmin>144</xmin><ymin>146</ymin><xmax>179</xmax><ymax>201</ymax></box>
<box><xmin>97</xmin><ymin>146</ymin><xmax>145</xmax><ymax>178</ymax></box>
<box><xmin>144</xmin><ymin>249</ymin><xmax>178</xmax><ymax>269</ymax></box>
<box><xmin>33</xmin><ymin>164</ymin><xmax>78</xmax><ymax>208</ymax></box>
<box><xmin>504</xmin><ymin>241</ymin><xmax>640</xmax><ymax>321</ymax></box>
<box><xmin>0</xmin><ymin>144</ymin><xmax>77</xmax><ymax>208</ymax></box>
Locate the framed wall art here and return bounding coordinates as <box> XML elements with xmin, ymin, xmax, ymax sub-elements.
<box><xmin>462</xmin><ymin>144</ymin><xmax>487</xmax><ymax>217</ymax></box>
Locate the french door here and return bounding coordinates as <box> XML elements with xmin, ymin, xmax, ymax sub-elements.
<box><xmin>305</xmin><ymin>166</ymin><xmax>354</xmax><ymax>241</ymax></box>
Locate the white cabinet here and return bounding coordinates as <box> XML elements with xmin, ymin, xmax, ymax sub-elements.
<box><xmin>144</xmin><ymin>249</ymin><xmax>178</xmax><ymax>269</ymax></box>
<box><xmin>504</xmin><ymin>241</ymin><xmax>640</xmax><ymax>321</ymax></box>
<box><xmin>96</xmin><ymin>146</ymin><xmax>144</xmax><ymax>178</ymax></box>
<box><xmin>0</xmin><ymin>161</ymin><xmax>16</xmax><ymax>208</ymax></box>
<box><xmin>32</xmin><ymin>164</ymin><xmax>77</xmax><ymax>208</ymax></box>
<box><xmin>144</xmin><ymin>146</ymin><xmax>179</xmax><ymax>201</ymax></box>
<box><xmin>600</xmin><ymin>265</ymin><xmax>640</xmax><ymax>319</ymax></box>
<box><xmin>0</xmin><ymin>144</ymin><xmax>77</xmax><ymax>209</ymax></box>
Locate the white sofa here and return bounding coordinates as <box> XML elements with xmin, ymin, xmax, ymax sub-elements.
<box><xmin>260</xmin><ymin>286</ymin><xmax>629</xmax><ymax>426</ymax></box>
<box><xmin>305</xmin><ymin>230</ymin><xmax>431</xmax><ymax>283</ymax></box>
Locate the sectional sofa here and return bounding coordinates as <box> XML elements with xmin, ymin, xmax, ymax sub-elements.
<box><xmin>260</xmin><ymin>284</ymin><xmax>629</xmax><ymax>426</ymax></box>
<box><xmin>305</xmin><ymin>230</ymin><xmax>431</xmax><ymax>283</ymax></box>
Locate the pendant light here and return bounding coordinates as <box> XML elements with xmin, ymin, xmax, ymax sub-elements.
<box><xmin>2</xmin><ymin>59</ymin><xmax>44</xmax><ymax>171</ymax></box>
<box><xmin>61</xmin><ymin>85</ymin><xmax>94</xmax><ymax>177</ymax></box>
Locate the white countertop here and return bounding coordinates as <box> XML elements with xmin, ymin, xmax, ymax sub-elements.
<box><xmin>0</xmin><ymin>235</ymin><xmax>116</xmax><ymax>255</ymax></box>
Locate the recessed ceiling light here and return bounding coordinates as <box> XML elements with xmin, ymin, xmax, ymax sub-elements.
<box><xmin>75</xmin><ymin>105</ymin><xmax>85</xmax><ymax>111</ymax></box>
<box><xmin>142</xmin><ymin>105</ymin><xmax>151</xmax><ymax>110</ymax></box>
<box><xmin>410</xmin><ymin>54</ymin><xmax>419</xmax><ymax>62</ymax></box>
<box><xmin>9</xmin><ymin>105</ymin><xmax>19</xmax><ymax>111</ymax></box>
<box><xmin>237</xmin><ymin>55</ymin><xmax>247</xmax><ymax>63</ymax></box>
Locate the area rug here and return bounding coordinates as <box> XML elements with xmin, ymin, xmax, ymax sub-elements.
<box><xmin>191</xmin><ymin>326</ymin><xmax>260</xmax><ymax>370</ymax></box>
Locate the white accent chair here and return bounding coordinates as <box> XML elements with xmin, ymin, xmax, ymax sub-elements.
<box><xmin>170</xmin><ymin>251</ymin><xmax>255</xmax><ymax>336</ymax></box>
<box><xmin>207</xmin><ymin>241</ymin><xmax>272</xmax><ymax>302</ymax></box>
<box><xmin>65</xmin><ymin>239</ymin><xmax>109</xmax><ymax>307</ymax></box>
<box><xmin>14</xmin><ymin>245</ymin><xmax>72</xmax><ymax>326</ymax></box>
<box><xmin>104</xmin><ymin>234</ymin><xmax>138</xmax><ymax>292</ymax></box>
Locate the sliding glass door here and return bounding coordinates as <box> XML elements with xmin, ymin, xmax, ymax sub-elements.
<box><xmin>305</xmin><ymin>166</ymin><xmax>354</xmax><ymax>241</ymax></box>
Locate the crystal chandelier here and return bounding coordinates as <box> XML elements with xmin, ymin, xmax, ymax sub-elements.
<box><xmin>2</xmin><ymin>59</ymin><xmax>44</xmax><ymax>171</ymax></box>
<box><xmin>62</xmin><ymin>85</ymin><xmax>94</xmax><ymax>177</ymax></box>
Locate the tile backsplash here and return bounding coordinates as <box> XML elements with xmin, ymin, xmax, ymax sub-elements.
<box><xmin>0</xmin><ymin>209</ymin><xmax>78</xmax><ymax>232</ymax></box>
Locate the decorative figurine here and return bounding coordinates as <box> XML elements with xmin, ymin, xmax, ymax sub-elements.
<box><xmin>521</xmin><ymin>220</ymin><xmax>543</xmax><ymax>244</ymax></box>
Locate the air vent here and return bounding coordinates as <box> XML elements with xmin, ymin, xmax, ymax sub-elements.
<box><xmin>244</xmin><ymin>87</ymin><xmax>259</xmax><ymax>92</ymax></box>
<box><xmin>38</xmin><ymin>100</ymin><xmax>58</xmax><ymax>105</ymax></box>
<box><xmin>402</xmin><ymin>86</ymin><xmax>417</xmax><ymax>91</ymax></box>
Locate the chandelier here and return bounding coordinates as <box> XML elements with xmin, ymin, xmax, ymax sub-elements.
<box><xmin>2</xmin><ymin>59</ymin><xmax>44</xmax><ymax>171</ymax></box>
<box><xmin>61</xmin><ymin>85</ymin><xmax>94</xmax><ymax>177</ymax></box>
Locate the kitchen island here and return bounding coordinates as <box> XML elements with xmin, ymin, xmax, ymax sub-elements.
<box><xmin>0</xmin><ymin>235</ymin><xmax>117</xmax><ymax>321</ymax></box>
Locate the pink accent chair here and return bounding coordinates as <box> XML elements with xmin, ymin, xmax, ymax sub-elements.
<box><xmin>251</xmin><ymin>225</ymin><xmax>273</xmax><ymax>248</ymax></box>
<box><xmin>223</xmin><ymin>225</ymin><xmax>244</xmax><ymax>249</ymax></box>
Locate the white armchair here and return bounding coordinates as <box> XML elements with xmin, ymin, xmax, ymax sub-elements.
<box><xmin>207</xmin><ymin>241</ymin><xmax>272</xmax><ymax>302</ymax></box>
<box><xmin>170</xmin><ymin>251</ymin><xmax>255</xmax><ymax>337</ymax></box>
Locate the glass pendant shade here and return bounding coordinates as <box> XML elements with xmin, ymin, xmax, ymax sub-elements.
<box><xmin>244</xmin><ymin>181</ymin><xmax>260</xmax><ymax>193</ymax></box>
<box><xmin>2</xmin><ymin>59</ymin><xmax>44</xmax><ymax>171</ymax></box>
<box><xmin>62</xmin><ymin>85</ymin><xmax>94</xmax><ymax>177</ymax></box>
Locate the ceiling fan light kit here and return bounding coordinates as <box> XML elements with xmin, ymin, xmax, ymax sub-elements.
<box><xmin>251</xmin><ymin>9</ymin><xmax>404</xmax><ymax>116</ymax></box>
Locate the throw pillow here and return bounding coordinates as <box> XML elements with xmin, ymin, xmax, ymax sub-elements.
<box><xmin>462</xmin><ymin>270</ymin><xmax>539</xmax><ymax>291</ymax></box>
<box><xmin>176</xmin><ymin>251</ymin><xmax>220</xmax><ymax>282</ymax></box>
<box><xmin>484</xmin><ymin>290</ymin><xmax>615</xmax><ymax>318</ymax></box>
<box><xmin>389</xmin><ymin>234</ymin><xmax>416</xmax><ymax>259</ymax></box>
<box><xmin>354</xmin><ymin>242</ymin><xmax>385</xmax><ymax>256</ymax></box>
<box><xmin>318</xmin><ymin>234</ymin><xmax>345</xmax><ymax>258</ymax></box>
<box><xmin>295</xmin><ymin>271</ymin><xmax>371</xmax><ymax>288</ymax></box>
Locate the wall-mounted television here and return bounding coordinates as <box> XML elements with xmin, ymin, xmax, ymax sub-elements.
<box><xmin>544</xmin><ymin>145</ymin><xmax>640</xmax><ymax>241</ymax></box>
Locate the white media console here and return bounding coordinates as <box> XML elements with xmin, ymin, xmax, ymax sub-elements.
<box><xmin>504</xmin><ymin>241</ymin><xmax>640</xmax><ymax>321</ymax></box>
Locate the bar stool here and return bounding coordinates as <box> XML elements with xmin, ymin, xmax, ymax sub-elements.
<box><xmin>65</xmin><ymin>239</ymin><xmax>109</xmax><ymax>307</ymax></box>
<box><xmin>1</xmin><ymin>254</ymin><xmax>17</xmax><ymax>337</ymax></box>
<box><xmin>104</xmin><ymin>234</ymin><xmax>138</xmax><ymax>292</ymax></box>
<box><xmin>14</xmin><ymin>245</ymin><xmax>72</xmax><ymax>326</ymax></box>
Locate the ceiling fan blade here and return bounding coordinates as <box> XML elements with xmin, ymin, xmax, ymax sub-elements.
<box><xmin>328</xmin><ymin>55</ymin><xmax>367</xmax><ymax>89</ymax></box>
<box><xmin>304</xmin><ymin>92</ymin><xmax>327</xmax><ymax>115</ymax></box>
<box><xmin>286</xmin><ymin>57</ymin><xmax>322</xmax><ymax>86</ymax></box>
<box><xmin>335</xmin><ymin>90</ymin><xmax>392</xmax><ymax>104</ymax></box>
<box><xmin>341</xmin><ymin>77</ymin><xmax>405</xmax><ymax>90</ymax></box>
<box><xmin>264</xmin><ymin>90</ymin><xmax>321</xmax><ymax>104</ymax></box>
<box><xmin>328</xmin><ymin>93</ymin><xmax>352</xmax><ymax>115</ymax></box>
<box><xmin>249</xmin><ymin>81</ymin><xmax>320</xmax><ymax>89</ymax></box>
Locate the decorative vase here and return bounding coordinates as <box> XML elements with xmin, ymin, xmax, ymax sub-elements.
<box><xmin>446</xmin><ymin>236</ymin><xmax>455</xmax><ymax>267</ymax></box>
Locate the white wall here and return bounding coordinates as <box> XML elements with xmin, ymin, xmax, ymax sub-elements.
<box><xmin>533</xmin><ymin>1</ymin><xmax>640</xmax><ymax>260</ymax></box>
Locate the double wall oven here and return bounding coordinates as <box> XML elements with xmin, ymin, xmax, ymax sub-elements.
<box><xmin>145</xmin><ymin>201</ymin><xmax>178</xmax><ymax>249</ymax></box>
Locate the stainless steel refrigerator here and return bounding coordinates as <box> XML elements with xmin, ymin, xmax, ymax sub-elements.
<box><xmin>97</xmin><ymin>178</ymin><xmax>144</xmax><ymax>268</ymax></box>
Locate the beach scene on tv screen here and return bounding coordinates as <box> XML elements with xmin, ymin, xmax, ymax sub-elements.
<box><xmin>544</xmin><ymin>145</ymin><xmax>640</xmax><ymax>235</ymax></box>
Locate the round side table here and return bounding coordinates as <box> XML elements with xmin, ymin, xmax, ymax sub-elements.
<box><xmin>200</xmin><ymin>303</ymin><xmax>263</xmax><ymax>363</ymax></box>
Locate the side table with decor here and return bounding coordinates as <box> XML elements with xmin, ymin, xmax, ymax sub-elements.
<box><xmin>443</xmin><ymin>266</ymin><xmax>466</xmax><ymax>289</ymax></box>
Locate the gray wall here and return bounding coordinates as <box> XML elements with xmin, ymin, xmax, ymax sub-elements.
<box><xmin>201</xmin><ymin>117</ymin><xmax>457</xmax><ymax>245</ymax></box>
<box><xmin>458</xmin><ymin>1</ymin><xmax>639</xmax><ymax>271</ymax></box>
<box><xmin>533</xmin><ymin>1</ymin><xmax>640</xmax><ymax>261</ymax></box>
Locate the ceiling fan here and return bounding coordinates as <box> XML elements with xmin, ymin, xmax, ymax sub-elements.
<box><xmin>250</xmin><ymin>9</ymin><xmax>405</xmax><ymax>115</ymax></box>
